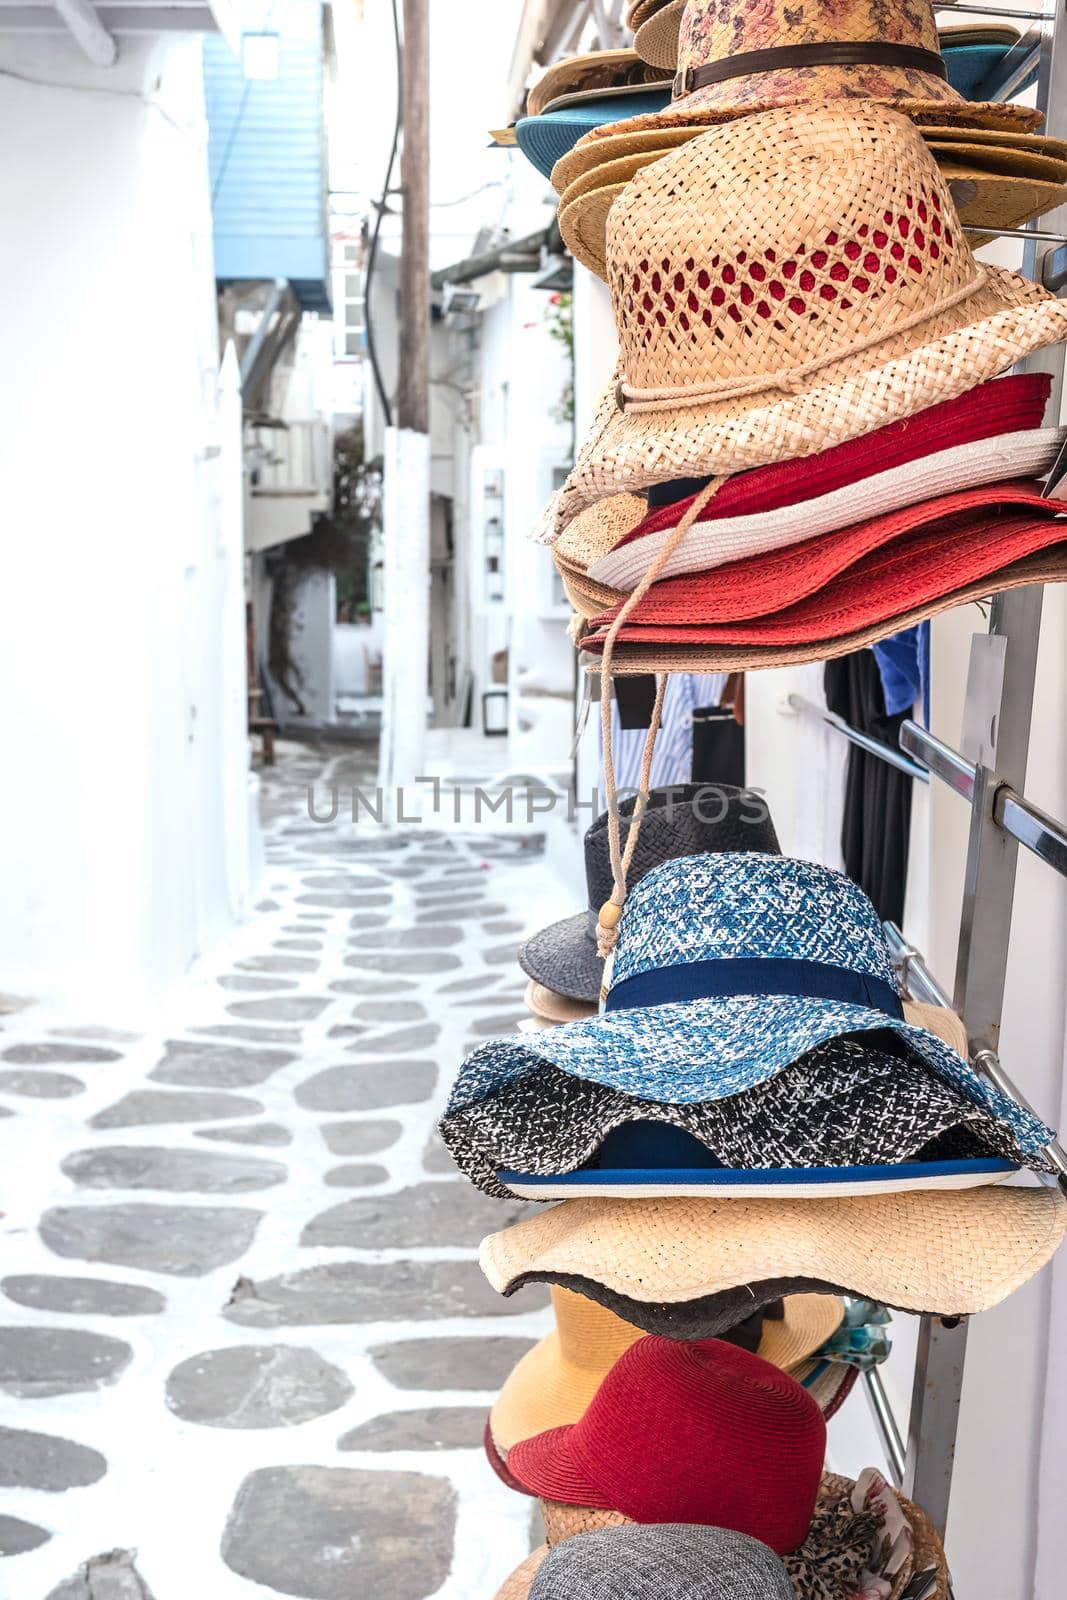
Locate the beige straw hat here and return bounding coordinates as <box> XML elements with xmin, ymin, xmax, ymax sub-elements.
<box><xmin>480</xmin><ymin>1185</ymin><xmax>1067</xmax><ymax>1317</ymax></box>
<box><xmin>558</xmin><ymin>144</ymin><xmax>1067</xmax><ymax>282</ymax></box>
<box><xmin>579</xmin><ymin>546</ymin><xmax>1067</xmax><ymax>674</ymax></box>
<box><xmin>527</xmin><ymin>48</ymin><xmax>669</xmax><ymax>117</ymax></box>
<box><xmin>525</xmin><ymin>980</ymin><xmax>598</xmax><ymax>1024</ymax></box>
<box><xmin>628</xmin><ymin>0</ymin><xmax>1036</xmax><ymax>137</ymax></box>
<box><xmin>489</xmin><ymin>1286</ymin><xmax>843</xmax><ymax>1455</ymax></box>
<box><xmin>551</xmin><ymin>105</ymin><xmax>1067</xmax><ymax>536</ymax></box>
<box><xmin>494</xmin><ymin>1545</ymin><xmax>550</xmax><ymax>1600</ymax></box>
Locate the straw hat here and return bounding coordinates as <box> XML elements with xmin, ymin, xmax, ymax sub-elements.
<box><xmin>525</xmin><ymin>980</ymin><xmax>598</xmax><ymax>1024</ymax></box>
<box><xmin>585</xmin><ymin>548</ymin><xmax>1067</xmax><ymax>675</ymax></box>
<box><xmin>489</xmin><ymin>1286</ymin><xmax>843</xmax><ymax>1454</ymax></box>
<box><xmin>518</xmin><ymin>786</ymin><xmax>779</xmax><ymax>1005</ymax></box>
<box><xmin>523</xmin><ymin>1525</ymin><xmax>795</xmax><ymax>1600</ymax></box>
<box><xmin>580</xmin><ymin>537</ymin><xmax>1067</xmax><ymax>667</ymax></box>
<box><xmin>551</xmin><ymin>106</ymin><xmax>1067</xmax><ymax>535</ymax></box>
<box><xmin>496</xmin><ymin>1547</ymin><xmax>550</xmax><ymax>1600</ymax></box>
<box><xmin>557</xmin><ymin>141</ymin><xmax>1067</xmax><ymax>281</ymax></box>
<box><xmin>628</xmin><ymin>0</ymin><xmax>1036</xmax><ymax>135</ymax></box>
<box><xmin>506</xmin><ymin>1340</ymin><xmax>827</xmax><ymax>1553</ymax></box>
<box><xmin>554</xmin><ymin>492</ymin><xmax>646</xmax><ymax>569</ymax></box>
<box><xmin>581</xmin><ymin>488</ymin><xmax>1067</xmax><ymax>641</ymax></box>
<box><xmin>480</xmin><ymin>1184</ymin><xmax>1067</xmax><ymax>1324</ymax></box>
<box><xmin>585</xmin><ymin>429</ymin><xmax>1065</xmax><ymax>592</ymax></box>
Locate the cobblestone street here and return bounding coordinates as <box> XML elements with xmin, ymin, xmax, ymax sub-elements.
<box><xmin>0</xmin><ymin>742</ymin><xmax>570</xmax><ymax>1599</ymax></box>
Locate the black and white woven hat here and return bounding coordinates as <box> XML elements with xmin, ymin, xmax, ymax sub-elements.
<box><xmin>518</xmin><ymin>784</ymin><xmax>781</xmax><ymax>1003</ymax></box>
<box><xmin>527</xmin><ymin>1525</ymin><xmax>792</xmax><ymax>1600</ymax></box>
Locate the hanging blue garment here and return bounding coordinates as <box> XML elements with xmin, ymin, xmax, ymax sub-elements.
<box><xmin>871</xmin><ymin>624</ymin><xmax>930</xmax><ymax>725</ymax></box>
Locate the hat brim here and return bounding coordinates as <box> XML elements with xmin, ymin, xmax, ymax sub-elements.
<box><xmin>585</xmin><ymin>546</ymin><xmax>1067</xmax><ymax>673</ymax></box>
<box><xmin>498</xmin><ymin>1156</ymin><xmax>1018</xmax><ymax>1199</ymax></box>
<box><xmin>587</xmin><ymin>431</ymin><xmax>1065</xmax><ymax>591</ymax></box>
<box><xmin>480</xmin><ymin>1186</ymin><xmax>1067</xmax><ymax>1320</ymax></box>
<box><xmin>519</xmin><ymin>914</ymin><xmax>604</xmax><ymax>1004</ymax></box>
<box><xmin>515</xmin><ymin>95</ymin><xmax>670</xmax><ymax>178</ymax></box>
<box><xmin>493</xmin><ymin>1545</ymin><xmax>550</xmax><ymax>1600</ymax></box>
<box><xmin>452</xmin><ymin>996</ymin><xmax>1050</xmax><ymax>1150</ymax></box>
<box><xmin>524</xmin><ymin>980</ymin><xmax>598</xmax><ymax>1024</ymax></box>
<box><xmin>507</xmin><ymin>1422</ymin><xmax>612</xmax><ymax>1508</ymax></box>
<box><xmin>555</xmin><ymin>273</ymin><xmax>1067</xmax><ymax>532</ymax></box>
<box><xmin>584</xmin><ymin>494</ymin><xmax>1067</xmax><ymax>632</ymax></box>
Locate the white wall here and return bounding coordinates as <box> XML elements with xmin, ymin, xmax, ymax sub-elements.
<box><xmin>334</xmin><ymin>617</ymin><xmax>384</xmax><ymax>696</ymax></box>
<box><xmin>0</xmin><ymin>35</ymin><xmax>256</xmax><ymax>1011</ymax></box>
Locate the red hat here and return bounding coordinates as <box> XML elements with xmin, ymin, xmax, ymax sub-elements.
<box><xmin>505</xmin><ymin>1337</ymin><xmax>826</xmax><ymax>1555</ymax></box>
<box><xmin>583</xmin><ymin>497</ymin><xmax>1067</xmax><ymax>648</ymax></box>
<box><xmin>613</xmin><ymin>372</ymin><xmax>1053</xmax><ymax>553</ymax></box>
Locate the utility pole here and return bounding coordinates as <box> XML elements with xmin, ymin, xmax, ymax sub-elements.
<box><xmin>378</xmin><ymin>0</ymin><xmax>431</xmax><ymax>812</ymax></box>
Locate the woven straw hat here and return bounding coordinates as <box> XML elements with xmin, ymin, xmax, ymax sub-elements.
<box><xmin>557</xmin><ymin>143</ymin><xmax>1067</xmax><ymax>282</ymax></box>
<box><xmin>480</xmin><ymin>1184</ymin><xmax>1067</xmax><ymax>1319</ymax></box>
<box><xmin>489</xmin><ymin>1286</ymin><xmax>843</xmax><ymax>1453</ymax></box>
<box><xmin>526</xmin><ymin>980</ymin><xmax>598</xmax><ymax>1024</ymax></box>
<box><xmin>580</xmin><ymin>546</ymin><xmax>1067</xmax><ymax>672</ymax></box>
<box><xmin>552</xmin><ymin>107</ymin><xmax>1067</xmax><ymax>535</ymax></box>
<box><xmin>580</xmin><ymin>489</ymin><xmax>1067</xmax><ymax>644</ymax></box>
<box><xmin>585</xmin><ymin>430</ymin><xmax>1065</xmax><ymax>593</ymax></box>
<box><xmin>628</xmin><ymin>0</ymin><xmax>1036</xmax><ymax>135</ymax></box>
<box><xmin>554</xmin><ymin>493</ymin><xmax>646</xmax><ymax>569</ymax></box>
<box><xmin>496</xmin><ymin>1547</ymin><xmax>551</xmax><ymax>1600</ymax></box>
<box><xmin>528</xmin><ymin>50</ymin><xmax>669</xmax><ymax>117</ymax></box>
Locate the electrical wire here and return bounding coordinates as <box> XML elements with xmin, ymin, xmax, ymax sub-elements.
<box><xmin>364</xmin><ymin>0</ymin><xmax>403</xmax><ymax>428</ymax></box>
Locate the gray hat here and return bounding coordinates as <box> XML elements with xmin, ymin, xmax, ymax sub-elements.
<box><xmin>529</xmin><ymin>1525</ymin><xmax>793</xmax><ymax>1600</ymax></box>
<box><xmin>517</xmin><ymin>784</ymin><xmax>780</xmax><ymax>1003</ymax></box>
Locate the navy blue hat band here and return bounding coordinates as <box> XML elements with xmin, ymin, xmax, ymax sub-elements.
<box><xmin>604</xmin><ymin>957</ymin><xmax>904</xmax><ymax>1020</ymax></box>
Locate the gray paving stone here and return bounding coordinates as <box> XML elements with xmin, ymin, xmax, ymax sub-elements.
<box><xmin>326</xmin><ymin>1024</ymin><xmax>369</xmax><ymax>1041</ymax></box>
<box><xmin>346</xmin><ymin>1023</ymin><xmax>440</xmax><ymax>1055</ymax></box>
<box><xmin>90</xmin><ymin>1089</ymin><xmax>263</xmax><ymax>1129</ymax></box>
<box><xmin>297</xmin><ymin>892</ymin><xmax>393</xmax><ymax>909</ymax></box>
<box><xmin>0</xmin><ymin>993</ymin><xmax>32</xmax><ymax>1014</ymax></box>
<box><xmin>1</xmin><ymin>1042</ymin><xmax>121</xmax><ymax>1065</ymax></box>
<box><xmin>352</xmin><ymin>1000</ymin><xmax>427</xmax><ymax>1023</ymax></box>
<box><xmin>283</xmin><ymin>924</ymin><xmax>326</xmax><ymax>934</ymax></box>
<box><xmin>338</xmin><ymin>1407</ymin><xmax>485</xmax><ymax>1452</ymax></box>
<box><xmin>49</xmin><ymin>1026</ymin><xmax>140</xmax><ymax>1044</ymax></box>
<box><xmin>328</xmin><ymin>977</ymin><xmax>417</xmax><ymax>995</ymax></box>
<box><xmin>61</xmin><ymin>1146</ymin><xmax>287</xmax><ymax>1194</ymax></box>
<box><xmin>301</xmin><ymin>1182</ymin><xmax>526</xmax><ymax>1250</ymax></box>
<box><xmin>347</xmin><ymin>912</ymin><xmax>390</xmax><ymax>930</ymax></box>
<box><xmin>319</xmin><ymin>1120</ymin><xmax>401</xmax><ymax>1156</ymax></box>
<box><xmin>40</xmin><ymin>1204</ymin><xmax>263</xmax><ymax>1277</ymax></box>
<box><xmin>46</xmin><ymin>1548</ymin><xmax>157</xmax><ymax>1599</ymax></box>
<box><xmin>0</xmin><ymin>1069</ymin><xmax>85</xmax><ymax>1098</ymax></box>
<box><xmin>0</xmin><ymin>1106</ymin><xmax>13</xmax><ymax>1117</ymax></box>
<box><xmin>422</xmin><ymin>1134</ymin><xmax>457</xmax><ymax>1176</ymax></box>
<box><xmin>194</xmin><ymin>1023</ymin><xmax>304</xmax><ymax>1044</ymax></box>
<box><xmin>344</xmin><ymin>950</ymin><xmax>461</xmax><ymax>975</ymax></box>
<box><xmin>223</xmin><ymin>1261</ymin><xmax>546</xmax><ymax>1326</ymax></box>
<box><xmin>484</xmin><ymin>919</ymin><xmax>526</xmax><ymax>935</ymax></box>
<box><xmin>438</xmin><ymin>974</ymin><xmax>502</xmax><ymax>994</ymax></box>
<box><xmin>294</xmin><ymin>1061</ymin><xmax>436</xmax><ymax>1112</ymax></box>
<box><xmin>466</xmin><ymin>1011</ymin><xmax>528</xmax><ymax>1037</ymax></box>
<box><xmin>273</xmin><ymin>938</ymin><xmax>323</xmax><ymax>951</ymax></box>
<box><xmin>0</xmin><ymin>1514</ymin><xmax>51</xmax><ymax>1555</ymax></box>
<box><xmin>222</xmin><ymin>1464</ymin><xmax>455</xmax><ymax>1600</ymax></box>
<box><xmin>150</xmin><ymin>1040</ymin><xmax>297</xmax><ymax>1088</ymax></box>
<box><xmin>324</xmin><ymin>1163</ymin><xmax>389</xmax><ymax>1187</ymax></box>
<box><xmin>217</xmin><ymin>975</ymin><xmax>299</xmax><ymax>993</ymax></box>
<box><xmin>255</xmin><ymin>899</ymin><xmax>281</xmax><ymax>912</ymax></box>
<box><xmin>0</xmin><ymin>1327</ymin><xmax>132</xmax><ymax>1397</ymax></box>
<box><xmin>369</xmin><ymin>1336</ymin><xmax>535</xmax><ymax>1392</ymax></box>
<box><xmin>484</xmin><ymin>941</ymin><xmax>526</xmax><ymax>966</ymax></box>
<box><xmin>166</xmin><ymin>1344</ymin><xmax>353</xmax><ymax>1428</ymax></box>
<box><xmin>416</xmin><ymin>903</ymin><xmax>509</xmax><ymax>924</ymax></box>
<box><xmin>0</xmin><ymin>1425</ymin><xmax>107</xmax><ymax>1490</ymax></box>
<box><xmin>349</xmin><ymin>926</ymin><xmax>462</xmax><ymax>951</ymax></box>
<box><xmin>225</xmin><ymin>996</ymin><xmax>330</xmax><ymax>1023</ymax></box>
<box><xmin>196</xmin><ymin>1122</ymin><xmax>293</xmax><ymax>1148</ymax></box>
<box><xmin>1</xmin><ymin>1276</ymin><xmax>165</xmax><ymax>1317</ymax></box>
<box><xmin>238</xmin><ymin>954</ymin><xmax>319</xmax><ymax>974</ymax></box>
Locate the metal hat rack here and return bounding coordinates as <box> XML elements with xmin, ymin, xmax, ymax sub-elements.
<box><xmin>789</xmin><ymin>8</ymin><xmax>1067</xmax><ymax>1572</ymax></box>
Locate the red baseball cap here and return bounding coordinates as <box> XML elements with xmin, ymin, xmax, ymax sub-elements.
<box><xmin>506</xmin><ymin>1337</ymin><xmax>826</xmax><ymax>1555</ymax></box>
<box><xmin>584</xmin><ymin>501</ymin><xmax>1067</xmax><ymax>647</ymax></box>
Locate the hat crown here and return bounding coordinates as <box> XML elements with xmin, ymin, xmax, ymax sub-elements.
<box><xmin>529</xmin><ymin>1523</ymin><xmax>795</xmax><ymax>1600</ymax></box>
<box><xmin>610</xmin><ymin>853</ymin><xmax>895</xmax><ymax>989</ymax></box>
<box><xmin>677</xmin><ymin>0</ymin><xmax>942</xmax><ymax>73</ymax></box>
<box><xmin>584</xmin><ymin>784</ymin><xmax>780</xmax><ymax>913</ymax></box>
<box><xmin>608</xmin><ymin>104</ymin><xmax>979</xmax><ymax>396</ymax></box>
<box><xmin>551</xmin><ymin>1286</ymin><xmax>643</xmax><ymax>1367</ymax></box>
<box><xmin>568</xmin><ymin>1337</ymin><xmax>825</xmax><ymax>1549</ymax></box>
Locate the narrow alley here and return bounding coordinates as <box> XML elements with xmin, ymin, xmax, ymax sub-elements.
<box><xmin>0</xmin><ymin>743</ymin><xmax>568</xmax><ymax>1600</ymax></box>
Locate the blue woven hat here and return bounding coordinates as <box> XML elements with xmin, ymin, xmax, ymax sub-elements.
<box><xmin>515</xmin><ymin>91</ymin><xmax>671</xmax><ymax>179</ymax></box>
<box><xmin>449</xmin><ymin>854</ymin><xmax>1053</xmax><ymax>1154</ymax></box>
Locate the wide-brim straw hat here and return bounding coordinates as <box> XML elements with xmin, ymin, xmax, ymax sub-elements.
<box><xmin>514</xmin><ymin>1472</ymin><xmax>949</xmax><ymax>1600</ymax></box>
<box><xmin>480</xmin><ymin>1185</ymin><xmax>1067</xmax><ymax>1322</ymax></box>
<box><xmin>579</xmin><ymin>542</ymin><xmax>1067</xmax><ymax>669</ymax></box>
<box><xmin>527</xmin><ymin>49</ymin><xmax>670</xmax><ymax>117</ymax></box>
<box><xmin>627</xmin><ymin>0</ymin><xmax>1036</xmax><ymax>136</ymax></box>
<box><xmin>557</xmin><ymin>141</ymin><xmax>1067</xmax><ymax>281</ymax></box>
<box><xmin>525</xmin><ymin>980</ymin><xmax>598</xmax><ymax>1024</ymax></box>
<box><xmin>489</xmin><ymin>1286</ymin><xmax>843</xmax><ymax>1453</ymax></box>
<box><xmin>585</xmin><ymin>430</ymin><xmax>1065</xmax><ymax>593</ymax></box>
<box><xmin>549</xmin><ymin>106</ymin><xmax>1067</xmax><ymax>538</ymax></box>
<box><xmin>580</xmin><ymin>488</ymin><xmax>1067</xmax><ymax>640</ymax></box>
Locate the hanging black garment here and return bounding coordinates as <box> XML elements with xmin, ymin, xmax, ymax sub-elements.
<box><xmin>824</xmin><ymin>651</ymin><xmax>912</xmax><ymax>925</ymax></box>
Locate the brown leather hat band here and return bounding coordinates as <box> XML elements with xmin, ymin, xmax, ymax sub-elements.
<box><xmin>674</xmin><ymin>41</ymin><xmax>949</xmax><ymax>98</ymax></box>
